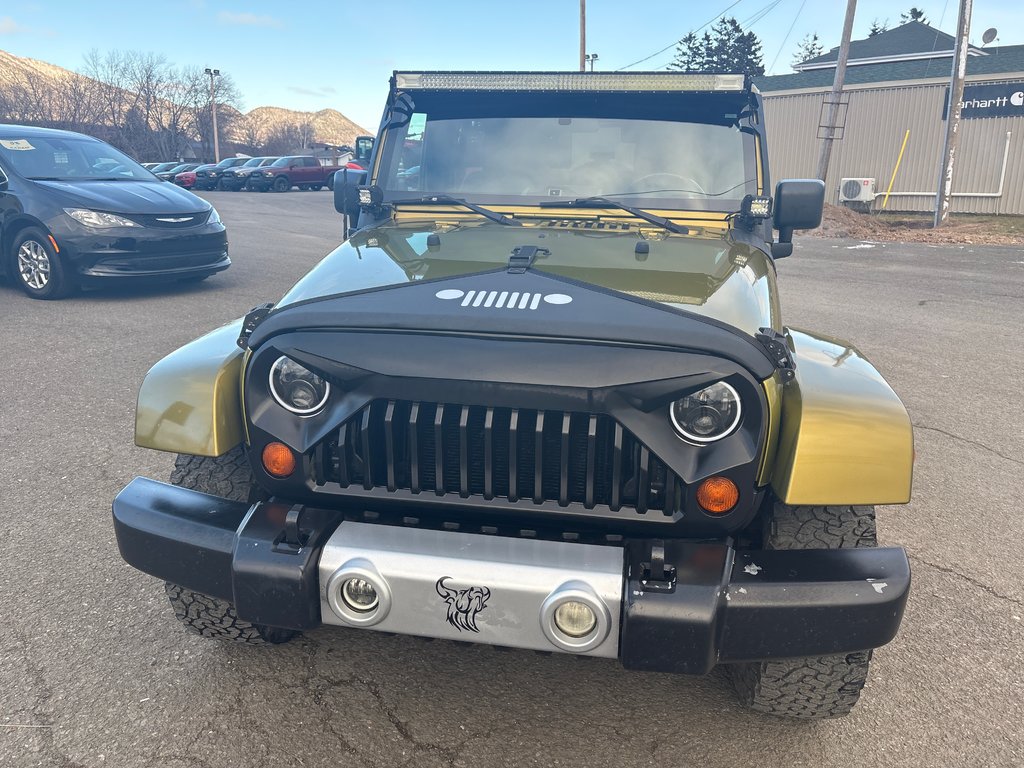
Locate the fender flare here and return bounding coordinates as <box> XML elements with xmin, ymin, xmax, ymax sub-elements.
<box><xmin>768</xmin><ymin>328</ymin><xmax>914</xmax><ymax>506</ymax></box>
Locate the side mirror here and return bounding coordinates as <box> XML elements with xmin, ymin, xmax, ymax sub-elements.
<box><xmin>334</xmin><ymin>168</ymin><xmax>368</xmax><ymax>238</ymax></box>
<box><xmin>355</xmin><ymin>135</ymin><xmax>375</xmax><ymax>164</ymax></box>
<box><xmin>771</xmin><ymin>179</ymin><xmax>825</xmax><ymax>258</ymax></box>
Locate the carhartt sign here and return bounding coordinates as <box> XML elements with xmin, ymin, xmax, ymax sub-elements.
<box><xmin>942</xmin><ymin>82</ymin><xmax>1024</xmax><ymax>119</ymax></box>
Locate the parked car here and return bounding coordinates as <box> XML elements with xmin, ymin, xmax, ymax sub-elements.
<box><xmin>220</xmin><ymin>156</ymin><xmax>278</xmax><ymax>191</ymax></box>
<box><xmin>175</xmin><ymin>164</ymin><xmax>212</xmax><ymax>189</ymax></box>
<box><xmin>111</xmin><ymin>71</ymin><xmax>912</xmax><ymax>720</ymax></box>
<box><xmin>141</xmin><ymin>162</ymin><xmax>162</xmax><ymax>170</ymax></box>
<box><xmin>0</xmin><ymin>124</ymin><xmax>229</xmax><ymax>299</ymax></box>
<box><xmin>248</xmin><ymin>156</ymin><xmax>342</xmax><ymax>192</ymax></box>
<box><xmin>194</xmin><ymin>157</ymin><xmax>250</xmax><ymax>191</ymax></box>
<box><xmin>156</xmin><ymin>163</ymin><xmax>201</xmax><ymax>182</ymax></box>
<box><xmin>149</xmin><ymin>162</ymin><xmax>182</xmax><ymax>174</ymax></box>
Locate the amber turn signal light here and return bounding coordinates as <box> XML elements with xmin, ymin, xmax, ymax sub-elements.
<box><xmin>696</xmin><ymin>476</ymin><xmax>739</xmax><ymax>514</ymax></box>
<box><xmin>262</xmin><ymin>442</ymin><xmax>296</xmax><ymax>478</ymax></box>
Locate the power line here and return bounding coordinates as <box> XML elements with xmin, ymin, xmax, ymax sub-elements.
<box><xmin>615</xmin><ymin>0</ymin><xmax>747</xmax><ymax>70</ymax></box>
<box><xmin>768</xmin><ymin>0</ymin><xmax>808</xmax><ymax>72</ymax></box>
<box><xmin>740</xmin><ymin>0</ymin><xmax>785</xmax><ymax>29</ymax></box>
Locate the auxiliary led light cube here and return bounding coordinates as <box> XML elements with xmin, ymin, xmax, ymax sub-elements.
<box><xmin>741</xmin><ymin>195</ymin><xmax>773</xmax><ymax>219</ymax></box>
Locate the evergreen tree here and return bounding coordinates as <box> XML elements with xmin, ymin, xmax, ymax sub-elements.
<box><xmin>900</xmin><ymin>7</ymin><xmax>928</xmax><ymax>24</ymax></box>
<box><xmin>669</xmin><ymin>17</ymin><xmax>764</xmax><ymax>76</ymax></box>
<box><xmin>869</xmin><ymin>19</ymin><xmax>889</xmax><ymax>36</ymax></box>
<box><xmin>792</xmin><ymin>32</ymin><xmax>824</xmax><ymax>69</ymax></box>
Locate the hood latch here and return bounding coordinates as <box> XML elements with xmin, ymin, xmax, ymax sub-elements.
<box><xmin>756</xmin><ymin>328</ymin><xmax>796</xmax><ymax>382</ymax></box>
<box><xmin>237</xmin><ymin>302</ymin><xmax>274</xmax><ymax>349</ymax></box>
<box><xmin>507</xmin><ymin>245</ymin><xmax>550</xmax><ymax>274</ymax></box>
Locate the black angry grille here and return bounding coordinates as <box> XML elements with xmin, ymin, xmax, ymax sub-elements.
<box><xmin>319</xmin><ymin>400</ymin><xmax>681</xmax><ymax>515</ymax></box>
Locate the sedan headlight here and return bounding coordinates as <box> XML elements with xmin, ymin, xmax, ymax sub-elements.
<box><xmin>269</xmin><ymin>356</ymin><xmax>330</xmax><ymax>415</ymax></box>
<box><xmin>669</xmin><ymin>382</ymin><xmax>741</xmax><ymax>443</ymax></box>
<box><xmin>64</xmin><ymin>208</ymin><xmax>139</xmax><ymax>228</ymax></box>
<box><xmin>208</xmin><ymin>206</ymin><xmax>221</xmax><ymax>224</ymax></box>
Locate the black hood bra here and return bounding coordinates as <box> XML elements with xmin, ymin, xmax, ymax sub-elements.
<box><xmin>248</xmin><ymin>267</ymin><xmax>781</xmax><ymax>381</ymax></box>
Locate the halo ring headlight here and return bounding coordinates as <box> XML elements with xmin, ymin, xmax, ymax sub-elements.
<box><xmin>268</xmin><ymin>356</ymin><xmax>330</xmax><ymax>416</ymax></box>
<box><xmin>669</xmin><ymin>382</ymin><xmax>742</xmax><ymax>444</ymax></box>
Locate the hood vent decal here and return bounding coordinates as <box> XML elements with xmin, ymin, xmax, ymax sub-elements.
<box><xmin>435</xmin><ymin>288</ymin><xmax>572</xmax><ymax>311</ymax></box>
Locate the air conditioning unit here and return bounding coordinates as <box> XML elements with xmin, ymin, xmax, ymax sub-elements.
<box><xmin>840</xmin><ymin>178</ymin><xmax>876</xmax><ymax>203</ymax></box>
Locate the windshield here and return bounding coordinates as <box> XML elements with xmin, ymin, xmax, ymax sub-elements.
<box><xmin>0</xmin><ymin>136</ymin><xmax>155</xmax><ymax>181</ymax></box>
<box><xmin>216</xmin><ymin>157</ymin><xmax>244</xmax><ymax>168</ymax></box>
<box><xmin>376</xmin><ymin>91</ymin><xmax>759</xmax><ymax>212</ymax></box>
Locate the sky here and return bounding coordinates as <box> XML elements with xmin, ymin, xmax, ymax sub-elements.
<box><xmin>1</xmin><ymin>0</ymin><xmax>1021</xmax><ymax>130</ymax></box>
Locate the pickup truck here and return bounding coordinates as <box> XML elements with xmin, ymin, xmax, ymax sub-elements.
<box><xmin>248</xmin><ymin>156</ymin><xmax>343</xmax><ymax>192</ymax></box>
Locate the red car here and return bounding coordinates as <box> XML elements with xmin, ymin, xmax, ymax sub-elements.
<box><xmin>175</xmin><ymin>163</ymin><xmax>215</xmax><ymax>189</ymax></box>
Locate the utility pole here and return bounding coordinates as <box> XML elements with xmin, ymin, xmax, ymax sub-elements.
<box><xmin>579</xmin><ymin>0</ymin><xmax>586</xmax><ymax>72</ymax></box>
<box><xmin>815</xmin><ymin>0</ymin><xmax>857</xmax><ymax>183</ymax></box>
<box><xmin>934</xmin><ymin>0</ymin><xmax>973</xmax><ymax>227</ymax></box>
<box><xmin>204</xmin><ymin>67</ymin><xmax>221</xmax><ymax>163</ymax></box>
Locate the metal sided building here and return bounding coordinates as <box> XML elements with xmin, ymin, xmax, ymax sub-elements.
<box><xmin>754</xmin><ymin>21</ymin><xmax>1024</xmax><ymax>215</ymax></box>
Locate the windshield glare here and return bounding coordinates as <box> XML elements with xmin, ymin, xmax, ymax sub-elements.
<box><xmin>0</xmin><ymin>136</ymin><xmax>154</xmax><ymax>180</ymax></box>
<box><xmin>379</xmin><ymin>110</ymin><xmax>757</xmax><ymax>211</ymax></box>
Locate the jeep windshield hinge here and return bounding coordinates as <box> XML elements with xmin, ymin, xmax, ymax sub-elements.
<box><xmin>507</xmin><ymin>245</ymin><xmax>550</xmax><ymax>273</ymax></box>
<box><xmin>756</xmin><ymin>328</ymin><xmax>796</xmax><ymax>382</ymax></box>
<box><xmin>237</xmin><ymin>302</ymin><xmax>274</xmax><ymax>349</ymax></box>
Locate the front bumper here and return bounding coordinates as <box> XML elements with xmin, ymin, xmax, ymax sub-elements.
<box><xmin>113</xmin><ymin>477</ymin><xmax>910</xmax><ymax>673</ymax></box>
<box><xmin>51</xmin><ymin>222</ymin><xmax>230</xmax><ymax>279</ymax></box>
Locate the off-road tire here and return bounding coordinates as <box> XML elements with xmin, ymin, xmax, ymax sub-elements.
<box><xmin>165</xmin><ymin>448</ymin><xmax>297</xmax><ymax>646</ymax></box>
<box><xmin>727</xmin><ymin>503</ymin><xmax>878</xmax><ymax>719</ymax></box>
<box><xmin>273</xmin><ymin>176</ymin><xmax>290</xmax><ymax>192</ymax></box>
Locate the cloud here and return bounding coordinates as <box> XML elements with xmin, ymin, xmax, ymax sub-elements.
<box><xmin>217</xmin><ymin>11</ymin><xmax>283</xmax><ymax>28</ymax></box>
<box><xmin>0</xmin><ymin>16</ymin><xmax>27</xmax><ymax>34</ymax></box>
<box><xmin>288</xmin><ymin>85</ymin><xmax>336</xmax><ymax>97</ymax></box>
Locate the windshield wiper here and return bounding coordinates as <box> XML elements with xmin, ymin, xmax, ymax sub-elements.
<box><xmin>26</xmin><ymin>176</ymin><xmax>66</xmax><ymax>181</ymax></box>
<box><xmin>538</xmin><ymin>196</ymin><xmax>688</xmax><ymax>234</ymax></box>
<box><xmin>390</xmin><ymin>195</ymin><xmax>522</xmax><ymax>226</ymax></box>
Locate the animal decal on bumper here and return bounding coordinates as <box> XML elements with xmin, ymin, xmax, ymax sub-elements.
<box><xmin>435</xmin><ymin>577</ymin><xmax>491</xmax><ymax>633</ymax></box>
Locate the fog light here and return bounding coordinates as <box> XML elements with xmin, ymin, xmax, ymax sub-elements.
<box><xmin>553</xmin><ymin>601</ymin><xmax>597</xmax><ymax>638</ymax></box>
<box><xmin>341</xmin><ymin>578</ymin><xmax>379</xmax><ymax>612</ymax></box>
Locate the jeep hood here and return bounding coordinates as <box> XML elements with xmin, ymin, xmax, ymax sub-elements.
<box><xmin>278</xmin><ymin>222</ymin><xmax>779</xmax><ymax>336</ymax></box>
<box><xmin>250</xmin><ymin>224</ymin><xmax>782</xmax><ymax>380</ymax></box>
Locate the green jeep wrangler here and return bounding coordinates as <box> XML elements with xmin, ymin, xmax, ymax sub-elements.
<box><xmin>114</xmin><ymin>71</ymin><xmax>913</xmax><ymax>719</ymax></box>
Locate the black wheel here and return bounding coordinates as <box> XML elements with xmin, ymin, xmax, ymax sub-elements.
<box><xmin>164</xmin><ymin>448</ymin><xmax>298</xmax><ymax>646</ymax></box>
<box><xmin>297</xmin><ymin>184</ymin><xmax>309</xmax><ymax>191</ymax></box>
<box><xmin>273</xmin><ymin>176</ymin><xmax>290</xmax><ymax>192</ymax></box>
<box><xmin>178</xmin><ymin>273</ymin><xmax>211</xmax><ymax>284</ymax></box>
<box><xmin>10</xmin><ymin>227</ymin><xmax>76</xmax><ymax>299</ymax></box>
<box><xmin>310</xmin><ymin>184</ymin><xmax>323</xmax><ymax>191</ymax></box>
<box><xmin>216</xmin><ymin>178</ymin><xmax>227</xmax><ymax>191</ymax></box>
<box><xmin>727</xmin><ymin>503</ymin><xmax>878</xmax><ymax>719</ymax></box>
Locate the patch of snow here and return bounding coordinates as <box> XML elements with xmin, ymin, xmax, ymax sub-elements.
<box><xmin>743</xmin><ymin>563</ymin><xmax>762</xmax><ymax>576</ymax></box>
<box><xmin>738</xmin><ymin>587</ymin><xmax>748</xmax><ymax>594</ymax></box>
<box><xmin>846</xmin><ymin>243</ymin><xmax>876</xmax><ymax>249</ymax></box>
<box><xmin>871</xmin><ymin>582</ymin><xmax>888</xmax><ymax>594</ymax></box>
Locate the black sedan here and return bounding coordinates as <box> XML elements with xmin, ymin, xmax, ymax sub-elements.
<box><xmin>0</xmin><ymin>125</ymin><xmax>229</xmax><ymax>299</ymax></box>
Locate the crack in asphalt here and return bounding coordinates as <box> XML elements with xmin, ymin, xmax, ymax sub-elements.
<box><xmin>913</xmin><ymin>424</ymin><xmax>1024</xmax><ymax>468</ymax></box>
<box><xmin>906</xmin><ymin>551</ymin><xmax>1023</xmax><ymax>608</ymax></box>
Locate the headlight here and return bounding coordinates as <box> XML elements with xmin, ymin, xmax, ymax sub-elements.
<box><xmin>208</xmin><ymin>206</ymin><xmax>221</xmax><ymax>224</ymax></box>
<box><xmin>269</xmin><ymin>356</ymin><xmax>330</xmax><ymax>415</ymax></box>
<box><xmin>208</xmin><ymin>171</ymin><xmax>219</xmax><ymax>176</ymax></box>
<box><xmin>669</xmin><ymin>382</ymin><xmax>741</xmax><ymax>443</ymax></box>
<box><xmin>64</xmin><ymin>208</ymin><xmax>139</xmax><ymax>228</ymax></box>
<box><xmin>262</xmin><ymin>170</ymin><xmax>274</xmax><ymax>177</ymax></box>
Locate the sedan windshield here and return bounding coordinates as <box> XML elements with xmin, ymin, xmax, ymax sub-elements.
<box><xmin>0</xmin><ymin>136</ymin><xmax>154</xmax><ymax>180</ymax></box>
<box><xmin>377</xmin><ymin>91</ymin><xmax>759</xmax><ymax>212</ymax></box>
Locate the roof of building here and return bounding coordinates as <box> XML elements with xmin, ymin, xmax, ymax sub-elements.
<box><xmin>756</xmin><ymin>42</ymin><xmax>1024</xmax><ymax>92</ymax></box>
<box><xmin>797</xmin><ymin>21</ymin><xmax>958</xmax><ymax>68</ymax></box>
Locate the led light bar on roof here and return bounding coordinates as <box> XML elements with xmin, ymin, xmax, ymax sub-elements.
<box><xmin>395</xmin><ymin>72</ymin><xmax>748</xmax><ymax>93</ymax></box>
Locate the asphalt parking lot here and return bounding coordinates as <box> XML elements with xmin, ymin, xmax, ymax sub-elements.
<box><xmin>1</xmin><ymin>190</ymin><xmax>1021</xmax><ymax>767</ymax></box>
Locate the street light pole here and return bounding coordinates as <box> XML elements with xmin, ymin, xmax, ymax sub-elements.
<box><xmin>204</xmin><ymin>67</ymin><xmax>221</xmax><ymax>163</ymax></box>
<box><xmin>579</xmin><ymin>0</ymin><xmax>586</xmax><ymax>72</ymax></box>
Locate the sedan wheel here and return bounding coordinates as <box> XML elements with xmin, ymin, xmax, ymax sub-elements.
<box><xmin>11</xmin><ymin>227</ymin><xmax>74</xmax><ymax>299</ymax></box>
